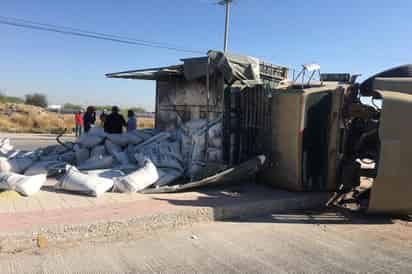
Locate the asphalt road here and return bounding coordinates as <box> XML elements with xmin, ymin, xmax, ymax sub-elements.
<box><xmin>1</xmin><ymin>133</ymin><xmax>74</xmax><ymax>151</ymax></box>
<box><xmin>0</xmin><ymin>212</ymin><xmax>411</xmax><ymax>273</ymax></box>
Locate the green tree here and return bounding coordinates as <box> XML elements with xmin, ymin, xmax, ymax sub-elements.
<box><xmin>63</xmin><ymin>103</ymin><xmax>83</xmax><ymax>111</ymax></box>
<box><xmin>0</xmin><ymin>90</ymin><xmax>24</xmax><ymax>104</ymax></box>
<box><xmin>129</xmin><ymin>107</ymin><xmax>147</xmax><ymax>113</ymax></box>
<box><xmin>25</xmin><ymin>93</ymin><xmax>48</xmax><ymax>108</ymax></box>
<box><xmin>94</xmin><ymin>105</ymin><xmax>113</xmax><ymax>112</ymax></box>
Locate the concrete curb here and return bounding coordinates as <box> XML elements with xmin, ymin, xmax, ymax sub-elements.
<box><xmin>0</xmin><ymin>192</ymin><xmax>328</xmax><ymax>253</ymax></box>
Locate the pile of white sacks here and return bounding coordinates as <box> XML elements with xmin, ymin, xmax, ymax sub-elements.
<box><xmin>0</xmin><ymin>117</ymin><xmax>223</xmax><ymax>197</ymax></box>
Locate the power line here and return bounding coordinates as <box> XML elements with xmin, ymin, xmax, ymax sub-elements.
<box><xmin>0</xmin><ymin>16</ymin><xmax>205</xmax><ymax>54</ymax></box>
<box><xmin>0</xmin><ymin>16</ymin><xmax>182</xmax><ymax>48</ymax></box>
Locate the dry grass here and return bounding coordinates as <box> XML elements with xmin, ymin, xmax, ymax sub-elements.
<box><xmin>0</xmin><ymin>103</ymin><xmax>75</xmax><ymax>133</ymax></box>
<box><xmin>0</xmin><ymin>102</ymin><xmax>153</xmax><ymax>133</ymax></box>
<box><xmin>137</xmin><ymin>117</ymin><xmax>155</xmax><ymax>129</ymax></box>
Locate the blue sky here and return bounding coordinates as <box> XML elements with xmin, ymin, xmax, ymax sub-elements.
<box><xmin>1</xmin><ymin>0</ymin><xmax>411</xmax><ymax>111</ymax></box>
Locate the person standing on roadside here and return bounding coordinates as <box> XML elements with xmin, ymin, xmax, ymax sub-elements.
<box><xmin>127</xmin><ymin>110</ymin><xmax>137</xmax><ymax>132</ymax></box>
<box><xmin>74</xmin><ymin>110</ymin><xmax>84</xmax><ymax>137</ymax></box>
<box><xmin>99</xmin><ymin>109</ymin><xmax>107</xmax><ymax>127</ymax></box>
<box><xmin>83</xmin><ymin>106</ymin><xmax>96</xmax><ymax>133</ymax></box>
<box><xmin>104</xmin><ymin>106</ymin><xmax>126</xmax><ymax>134</ymax></box>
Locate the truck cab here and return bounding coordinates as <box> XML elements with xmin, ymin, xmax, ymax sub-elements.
<box><xmin>259</xmin><ymin>66</ymin><xmax>412</xmax><ymax>215</ymax></box>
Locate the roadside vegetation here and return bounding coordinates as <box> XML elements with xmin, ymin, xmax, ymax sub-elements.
<box><xmin>24</xmin><ymin>93</ymin><xmax>48</xmax><ymax>108</ymax></box>
<box><xmin>0</xmin><ymin>102</ymin><xmax>74</xmax><ymax>134</ymax></box>
<box><xmin>0</xmin><ymin>91</ymin><xmax>154</xmax><ymax>133</ymax></box>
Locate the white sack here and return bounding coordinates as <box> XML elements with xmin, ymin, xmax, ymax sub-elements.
<box><xmin>40</xmin><ymin>153</ymin><xmax>60</xmax><ymax>162</ymax></box>
<box><xmin>184</xmin><ymin>133</ymin><xmax>207</xmax><ymax>177</ymax></box>
<box><xmin>24</xmin><ymin>160</ymin><xmax>65</xmax><ymax>176</ymax></box>
<box><xmin>124</xmin><ymin>131</ymin><xmax>149</xmax><ymax>145</ymax></box>
<box><xmin>207</xmin><ymin>148</ymin><xmax>223</xmax><ymax>162</ymax></box>
<box><xmin>0</xmin><ymin>138</ymin><xmax>10</xmax><ymax>146</ymax></box>
<box><xmin>105</xmin><ymin>139</ymin><xmax>122</xmax><ymax>156</ymax></box>
<box><xmin>208</xmin><ymin>122</ymin><xmax>223</xmax><ymax>148</ymax></box>
<box><xmin>181</xmin><ymin>119</ymin><xmax>208</xmax><ymax>133</ymax></box>
<box><xmin>191</xmin><ymin>134</ymin><xmax>206</xmax><ymax>161</ymax></box>
<box><xmin>188</xmin><ymin>161</ymin><xmax>206</xmax><ymax>179</ymax></box>
<box><xmin>77</xmin><ymin>134</ymin><xmax>104</xmax><ymax>148</ymax></box>
<box><xmin>75</xmin><ymin>147</ymin><xmax>90</xmax><ymax>165</ymax></box>
<box><xmin>113</xmin><ymin>151</ymin><xmax>130</xmax><ymax>165</ymax></box>
<box><xmin>125</xmin><ymin>144</ymin><xmax>138</xmax><ymax>164</ymax></box>
<box><xmin>113</xmin><ymin>159</ymin><xmax>159</xmax><ymax>193</ymax></box>
<box><xmin>77</xmin><ymin>156</ymin><xmax>116</xmax><ymax>171</ymax></box>
<box><xmin>134</xmin><ymin>132</ymin><xmax>172</xmax><ymax>151</ymax></box>
<box><xmin>58</xmin><ymin>151</ymin><xmax>76</xmax><ymax>163</ymax></box>
<box><xmin>112</xmin><ymin>164</ymin><xmax>139</xmax><ymax>173</ymax></box>
<box><xmin>135</xmin><ymin>141</ymin><xmax>184</xmax><ymax>172</ymax></box>
<box><xmin>41</xmin><ymin>144</ymin><xmax>71</xmax><ymax>156</ymax></box>
<box><xmin>55</xmin><ymin>143</ymin><xmax>74</xmax><ymax>154</ymax></box>
<box><xmin>107</xmin><ymin>134</ymin><xmax>129</xmax><ymax>146</ymax></box>
<box><xmin>90</xmin><ymin>145</ymin><xmax>107</xmax><ymax>158</ymax></box>
<box><xmin>180</xmin><ymin>117</ymin><xmax>224</xmax><ymax>178</ymax></box>
<box><xmin>180</xmin><ymin>120</ymin><xmax>207</xmax><ymax>167</ymax></box>
<box><xmin>128</xmin><ymin>128</ymin><xmax>159</xmax><ymax>143</ymax></box>
<box><xmin>0</xmin><ymin>172</ymin><xmax>46</xmax><ymax>196</ymax></box>
<box><xmin>126</xmin><ymin>132</ymin><xmax>174</xmax><ymax>164</ymax></box>
<box><xmin>0</xmin><ymin>138</ymin><xmax>16</xmax><ymax>158</ymax></box>
<box><xmin>0</xmin><ymin>157</ymin><xmax>34</xmax><ymax>174</ymax></box>
<box><xmin>88</xmin><ymin>127</ymin><xmax>107</xmax><ymax>138</ymax></box>
<box><xmin>131</xmin><ymin>128</ymin><xmax>158</xmax><ymax>138</ymax></box>
<box><xmin>55</xmin><ymin>166</ymin><xmax>113</xmax><ymax>197</ymax></box>
<box><xmin>0</xmin><ymin>157</ymin><xmax>12</xmax><ymax>173</ymax></box>
<box><xmin>155</xmin><ymin>168</ymin><xmax>183</xmax><ymax>187</ymax></box>
<box><xmin>84</xmin><ymin>169</ymin><xmax>125</xmax><ymax>179</ymax></box>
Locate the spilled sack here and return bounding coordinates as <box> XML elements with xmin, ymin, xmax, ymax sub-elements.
<box><xmin>77</xmin><ymin>155</ymin><xmax>116</xmax><ymax>171</ymax></box>
<box><xmin>0</xmin><ymin>138</ymin><xmax>17</xmax><ymax>158</ymax></box>
<box><xmin>0</xmin><ymin>172</ymin><xmax>46</xmax><ymax>196</ymax></box>
<box><xmin>77</xmin><ymin>134</ymin><xmax>104</xmax><ymax>148</ymax></box>
<box><xmin>55</xmin><ymin>166</ymin><xmax>114</xmax><ymax>197</ymax></box>
<box><xmin>24</xmin><ymin>160</ymin><xmax>65</xmax><ymax>176</ymax></box>
<box><xmin>113</xmin><ymin>159</ymin><xmax>159</xmax><ymax>193</ymax></box>
<box><xmin>74</xmin><ymin>146</ymin><xmax>90</xmax><ymax>165</ymax></box>
<box><xmin>84</xmin><ymin>169</ymin><xmax>125</xmax><ymax>179</ymax></box>
<box><xmin>0</xmin><ymin>157</ymin><xmax>35</xmax><ymax>174</ymax></box>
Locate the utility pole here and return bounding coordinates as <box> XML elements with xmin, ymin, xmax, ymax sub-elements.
<box><xmin>218</xmin><ymin>0</ymin><xmax>233</xmax><ymax>52</ymax></box>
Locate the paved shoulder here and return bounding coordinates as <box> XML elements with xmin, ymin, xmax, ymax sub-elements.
<box><xmin>0</xmin><ymin>212</ymin><xmax>410</xmax><ymax>273</ymax></box>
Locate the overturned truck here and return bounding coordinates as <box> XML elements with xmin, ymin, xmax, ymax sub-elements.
<box><xmin>108</xmin><ymin>55</ymin><xmax>412</xmax><ymax>215</ymax></box>
<box><xmin>1</xmin><ymin>50</ymin><xmax>410</xmax><ymax>215</ymax></box>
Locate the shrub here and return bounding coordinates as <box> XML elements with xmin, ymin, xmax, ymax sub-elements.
<box><xmin>0</xmin><ymin>91</ymin><xmax>24</xmax><ymax>104</ymax></box>
<box><xmin>25</xmin><ymin>93</ymin><xmax>48</xmax><ymax>108</ymax></box>
<box><xmin>137</xmin><ymin>117</ymin><xmax>155</xmax><ymax>129</ymax></box>
<box><xmin>63</xmin><ymin>103</ymin><xmax>83</xmax><ymax>111</ymax></box>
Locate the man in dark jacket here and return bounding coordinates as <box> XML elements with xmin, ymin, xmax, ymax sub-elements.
<box><xmin>83</xmin><ymin>106</ymin><xmax>96</xmax><ymax>133</ymax></box>
<box><xmin>104</xmin><ymin>106</ymin><xmax>126</xmax><ymax>134</ymax></box>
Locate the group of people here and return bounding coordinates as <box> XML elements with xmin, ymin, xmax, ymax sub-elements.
<box><xmin>74</xmin><ymin>106</ymin><xmax>137</xmax><ymax>137</ymax></box>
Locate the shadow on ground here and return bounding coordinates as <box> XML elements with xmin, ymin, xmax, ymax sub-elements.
<box><xmin>230</xmin><ymin>210</ymin><xmax>397</xmax><ymax>225</ymax></box>
<box><xmin>151</xmin><ymin>184</ymin><xmax>399</xmax><ymax>226</ymax></box>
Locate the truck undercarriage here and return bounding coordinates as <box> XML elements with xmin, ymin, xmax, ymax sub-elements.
<box><xmin>329</xmin><ymin>65</ymin><xmax>412</xmax><ymax>215</ymax></box>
